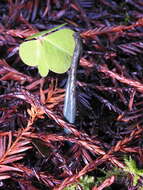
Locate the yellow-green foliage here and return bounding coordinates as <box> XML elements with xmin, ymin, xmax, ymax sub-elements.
<box><xmin>64</xmin><ymin>175</ymin><xmax>95</xmax><ymax>190</ymax></box>
<box><xmin>64</xmin><ymin>157</ymin><xmax>143</xmax><ymax>190</ymax></box>
<box><xmin>124</xmin><ymin>156</ymin><xmax>143</xmax><ymax>186</ymax></box>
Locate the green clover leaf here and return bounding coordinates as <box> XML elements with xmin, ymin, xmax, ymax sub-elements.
<box><xmin>19</xmin><ymin>24</ymin><xmax>75</xmax><ymax>77</ymax></box>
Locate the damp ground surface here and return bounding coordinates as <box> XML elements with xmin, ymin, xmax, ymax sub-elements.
<box><xmin>0</xmin><ymin>1</ymin><xmax>143</xmax><ymax>190</ymax></box>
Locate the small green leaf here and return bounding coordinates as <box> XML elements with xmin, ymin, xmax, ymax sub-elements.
<box><xmin>19</xmin><ymin>26</ymin><xmax>75</xmax><ymax>77</ymax></box>
<box><xmin>19</xmin><ymin>40</ymin><xmax>42</xmax><ymax>66</ymax></box>
<box><xmin>43</xmin><ymin>29</ymin><xmax>75</xmax><ymax>73</ymax></box>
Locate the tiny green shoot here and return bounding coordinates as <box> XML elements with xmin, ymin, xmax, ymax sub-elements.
<box><xmin>19</xmin><ymin>24</ymin><xmax>75</xmax><ymax>77</ymax></box>
<box><xmin>124</xmin><ymin>156</ymin><xmax>143</xmax><ymax>186</ymax></box>
<box><xmin>64</xmin><ymin>175</ymin><xmax>95</xmax><ymax>190</ymax></box>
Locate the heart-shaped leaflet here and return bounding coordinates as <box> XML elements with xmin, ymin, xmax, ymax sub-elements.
<box><xmin>19</xmin><ymin>26</ymin><xmax>75</xmax><ymax>77</ymax></box>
